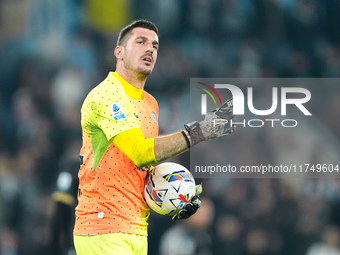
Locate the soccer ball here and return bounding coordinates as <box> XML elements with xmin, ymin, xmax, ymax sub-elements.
<box><xmin>144</xmin><ymin>162</ymin><xmax>196</xmax><ymax>216</ymax></box>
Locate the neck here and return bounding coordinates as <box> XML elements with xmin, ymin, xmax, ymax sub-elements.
<box><xmin>116</xmin><ymin>67</ymin><xmax>147</xmax><ymax>90</ymax></box>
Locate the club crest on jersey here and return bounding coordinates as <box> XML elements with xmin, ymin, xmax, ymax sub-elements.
<box><xmin>110</xmin><ymin>102</ymin><xmax>126</xmax><ymax>120</ymax></box>
<box><xmin>151</xmin><ymin>111</ymin><xmax>157</xmax><ymax>124</ymax></box>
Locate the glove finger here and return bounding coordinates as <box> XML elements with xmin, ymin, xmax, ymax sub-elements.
<box><xmin>172</xmin><ymin>214</ymin><xmax>179</xmax><ymax>220</ymax></box>
<box><xmin>190</xmin><ymin>195</ymin><xmax>202</xmax><ymax>208</ymax></box>
<box><xmin>172</xmin><ymin>209</ymin><xmax>190</xmax><ymax>220</ymax></box>
<box><xmin>195</xmin><ymin>184</ymin><xmax>203</xmax><ymax>195</ymax></box>
<box><xmin>223</xmin><ymin>121</ymin><xmax>236</xmax><ymax>134</ymax></box>
<box><xmin>216</xmin><ymin>98</ymin><xmax>233</xmax><ymax>119</ymax></box>
<box><xmin>220</xmin><ymin>97</ymin><xmax>233</xmax><ymax>110</ymax></box>
<box><xmin>184</xmin><ymin>203</ymin><xmax>199</xmax><ymax>215</ymax></box>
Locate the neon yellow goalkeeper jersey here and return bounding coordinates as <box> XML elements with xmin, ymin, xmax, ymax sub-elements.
<box><xmin>74</xmin><ymin>72</ymin><xmax>159</xmax><ymax>236</ymax></box>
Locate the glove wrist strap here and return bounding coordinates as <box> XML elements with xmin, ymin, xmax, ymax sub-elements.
<box><xmin>181</xmin><ymin>129</ymin><xmax>191</xmax><ymax>148</ymax></box>
<box><xmin>184</xmin><ymin>121</ymin><xmax>205</xmax><ymax>147</ymax></box>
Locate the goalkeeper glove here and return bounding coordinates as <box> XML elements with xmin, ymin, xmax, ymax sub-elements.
<box><xmin>172</xmin><ymin>184</ymin><xmax>203</xmax><ymax>220</ymax></box>
<box><xmin>182</xmin><ymin>97</ymin><xmax>235</xmax><ymax>147</ymax></box>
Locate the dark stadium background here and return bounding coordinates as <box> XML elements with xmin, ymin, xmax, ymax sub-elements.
<box><xmin>0</xmin><ymin>1</ymin><xmax>340</xmax><ymax>255</ymax></box>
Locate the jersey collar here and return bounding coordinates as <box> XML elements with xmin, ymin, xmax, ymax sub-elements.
<box><xmin>111</xmin><ymin>71</ymin><xmax>143</xmax><ymax>100</ymax></box>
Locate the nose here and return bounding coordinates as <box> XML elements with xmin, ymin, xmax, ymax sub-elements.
<box><xmin>145</xmin><ymin>41</ymin><xmax>155</xmax><ymax>53</ymax></box>
<box><xmin>146</xmin><ymin>45</ymin><xmax>154</xmax><ymax>54</ymax></box>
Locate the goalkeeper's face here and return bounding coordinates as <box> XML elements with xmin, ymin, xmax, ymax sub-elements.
<box><xmin>119</xmin><ymin>27</ymin><xmax>159</xmax><ymax>77</ymax></box>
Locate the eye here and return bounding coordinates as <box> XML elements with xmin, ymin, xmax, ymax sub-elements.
<box><xmin>153</xmin><ymin>44</ymin><xmax>159</xmax><ymax>50</ymax></box>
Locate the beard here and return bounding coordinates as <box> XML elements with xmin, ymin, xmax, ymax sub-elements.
<box><xmin>137</xmin><ymin>66</ymin><xmax>152</xmax><ymax>76</ymax></box>
<box><xmin>124</xmin><ymin>60</ymin><xmax>154</xmax><ymax>79</ymax></box>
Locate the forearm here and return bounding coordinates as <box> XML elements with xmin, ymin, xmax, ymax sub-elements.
<box><xmin>154</xmin><ymin>131</ymin><xmax>188</xmax><ymax>162</ymax></box>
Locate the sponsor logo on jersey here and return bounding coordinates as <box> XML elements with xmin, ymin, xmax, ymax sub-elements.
<box><xmin>110</xmin><ymin>102</ymin><xmax>126</xmax><ymax>120</ymax></box>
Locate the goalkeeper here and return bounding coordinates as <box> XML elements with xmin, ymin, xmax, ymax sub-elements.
<box><xmin>73</xmin><ymin>19</ymin><xmax>235</xmax><ymax>255</ymax></box>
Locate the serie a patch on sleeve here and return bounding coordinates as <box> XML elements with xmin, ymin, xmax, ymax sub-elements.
<box><xmin>109</xmin><ymin>102</ymin><xmax>126</xmax><ymax>120</ymax></box>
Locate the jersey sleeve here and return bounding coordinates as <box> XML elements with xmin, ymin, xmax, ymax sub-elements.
<box><xmin>112</xmin><ymin>128</ymin><xmax>157</xmax><ymax>167</ymax></box>
<box><xmin>83</xmin><ymin>85</ymin><xmax>140</xmax><ymax>142</ymax></box>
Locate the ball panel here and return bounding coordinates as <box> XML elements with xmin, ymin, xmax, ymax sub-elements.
<box><xmin>144</xmin><ymin>162</ymin><xmax>196</xmax><ymax>216</ymax></box>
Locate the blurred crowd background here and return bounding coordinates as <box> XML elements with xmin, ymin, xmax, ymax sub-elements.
<box><xmin>0</xmin><ymin>0</ymin><xmax>340</xmax><ymax>254</ymax></box>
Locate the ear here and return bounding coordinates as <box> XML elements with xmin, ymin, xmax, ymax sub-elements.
<box><xmin>114</xmin><ymin>45</ymin><xmax>124</xmax><ymax>60</ymax></box>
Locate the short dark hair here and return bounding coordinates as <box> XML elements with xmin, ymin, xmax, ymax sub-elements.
<box><xmin>117</xmin><ymin>20</ymin><xmax>159</xmax><ymax>46</ymax></box>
